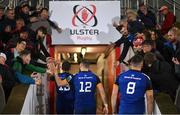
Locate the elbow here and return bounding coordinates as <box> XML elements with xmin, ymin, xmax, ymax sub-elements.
<box><xmin>57</xmin><ymin>84</ymin><xmax>63</xmax><ymax>87</ymax></box>
<box><xmin>56</xmin><ymin>81</ymin><xmax>67</xmax><ymax>87</ymax></box>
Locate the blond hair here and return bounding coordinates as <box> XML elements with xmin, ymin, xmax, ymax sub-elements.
<box><xmin>126</xmin><ymin>9</ymin><xmax>137</xmax><ymax>21</ymax></box>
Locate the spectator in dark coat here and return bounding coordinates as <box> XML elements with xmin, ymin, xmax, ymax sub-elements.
<box><xmin>137</xmin><ymin>3</ymin><xmax>156</xmax><ymax>29</ymax></box>
<box><xmin>32</xmin><ymin>27</ymin><xmax>50</xmax><ymax>63</ymax></box>
<box><xmin>149</xmin><ymin>29</ymin><xmax>167</xmax><ymax>55</ymax></box>
<box><xmin>163</xmin><ymin>27</ymin><xmax>180</xmax><ymax>68</ymax></box>
<box><xmin>0</xmin><ymin>8</ymin><xmax>16</xmax><ymax>33</ymax></box>
<box><xmin>112</xmin><ymin>10</ymin><xmax>145</xmax><ymax>64</ymax></box>
<box><xmin>15</xmin><ymin>2</ymin><xmax>38</xmax><ymax>25</ymax></box>
<box><xmin>172</xmin><ymin>48</ymin><xmax>180</xmax><ymax>81</ymax></box>
<box><xmin>144</xmin><ymin>52</ymin><xmax>180</xmax><ymax>101</ymax></box>
<box><xmin>0</xmin><ymin>8</ymin><xmax>16</xmax><ymax>46</ymax></box>
<box><xmin>6</xmin><ymin>27</ymin><xmax>34</xmax><ymax>51</ymax></box>
<box><xmin>113</xmin><ymin>18</ymin><xmax>135</xmax><ymax>63</ymax></box>
<box><xmin>0</xmin><ymin>53</ymin><xmax>15</xmax><ymax>102</ymax></box>
<box><xmin>140</xmin><ymin>40</ymin><xmax>165</xmax><ymax>61</ymax></box>
<box><xmin>126</xmin><ymin>9</ymin><xmax>145</xmax><ymax>34</ymax></box>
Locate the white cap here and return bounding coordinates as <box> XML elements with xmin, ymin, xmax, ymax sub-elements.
<box><xmin>0</xmin><ymin>52</ymin><xmax>7</xmax><ymax>61</ymax></box>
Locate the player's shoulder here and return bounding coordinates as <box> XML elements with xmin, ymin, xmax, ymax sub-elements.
<box><xmin>60</xmin><ymin>72</ymin><xmax>73</xmax><ymax>77</ymax></box>
<box><xmin>141</xmin><ymin>73</ymin><xmax>151</xmax><ymax>80</ymax></box>
<box><xmin>89</xmin><ymin>71</ymin><xmax>98</xmax><ymax>77</ymax></box>
<box><xmin>118</xmin><ymin>70</ymin><xmax>131</xmax><ymax>78</ymax></box>
<box><xmin>74</xmin><ymin>71</ymin><xmax>81</xmax><ymax>77</ymax></box>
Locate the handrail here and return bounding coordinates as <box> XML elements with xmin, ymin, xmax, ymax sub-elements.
<box><xmin>173</xmin><ymin>0</ymin><xmax>180</xmax><ymax>7</ymax></box>
<box><xmin>175</xmin><ymin>0</ymin><xmax>180</xmax><ymax>5</ymax></box>
<box><xmin>146</xmin><ymin>4</ymin><xmax>159</xmax><ymax>12</ymax></box>
<box><xmin>163</xmin><ymin>0</ymin><xmax>180</xmax><ymax>10</ymax></box>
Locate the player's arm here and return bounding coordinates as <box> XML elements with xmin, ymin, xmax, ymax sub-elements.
<box><xmin>145</xmin><ymin>75</ymin><xmax>154</xmax><ymax>114</ymax></box>
<box><xmin>54</xmin><ymin>73</ymin><xmax>69</xmax><ymax>86</ymax></box>
<box><xmin>146</xmin><ymin>89</ymin><xmax>153</xmax><ymax>114</ymax></box>
<box><xmin>111</xmin><ymin>84</ymin><xmax>118</xmax><ymax>114</ymax></box>
<box><xmin>48</xmin><ymin>62</ymin><xmax>69</xmax><ymax>86</ymax></box>
<box><xmin>96</xmin><ymin>83</ymin><xmax>108</xmax><ymax>114</ymax></box>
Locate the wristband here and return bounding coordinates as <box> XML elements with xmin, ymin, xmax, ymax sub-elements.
<box><xmin>66</xmin><ymin>75</ymin><xmax>72</xmax><ymax>82</ymax></box>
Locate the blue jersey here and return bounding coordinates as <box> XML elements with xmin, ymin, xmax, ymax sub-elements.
<box><xmin>115</xmin><ymin>70</ymin><xmax>152</xmax><ymax>114</ymax></box>
<box><xmin>56</xmin><ymin>72</ymin><xmax>74</xmax><ymax>114</ymax></box>
<box><xmin>73</xmin><ymin>71</ymin><xmax>101</xmax><ymax>114</ymax></box>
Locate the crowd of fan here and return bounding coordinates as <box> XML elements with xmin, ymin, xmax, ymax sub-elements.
<box><xmin>113</xmin><ymin>3</ymin><xmax>180</xmax><ymax>102</ymax></box>
<box><xmin>0</xmin><ymin>1</ymin><xmax>180</xmax><ymax>113</ymax></box>
<box><xmin>0</xmin><ymin>1</ymin><xmax>62</xmax><ymax>112</ymax></box>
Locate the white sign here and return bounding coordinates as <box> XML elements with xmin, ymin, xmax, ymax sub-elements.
<box><xmin>49</xmin><ymin>1</ymin><xmax>121</xmax><ymax>45</ymax></box>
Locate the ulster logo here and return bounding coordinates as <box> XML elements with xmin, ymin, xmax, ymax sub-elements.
<box><xmin>72</xmin><ymin>5</ymin><xmax>98</xmax><ymax>27</ymax></box>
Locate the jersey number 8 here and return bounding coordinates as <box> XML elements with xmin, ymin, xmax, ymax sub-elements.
<box><xmin>126</xmin><ymin>82</ymin><xmax>136</xmax><ymax>94</ymax></box>
<box><xmin>79</xmin><ymin>82</ymin><xmax>92</xmax><ymax>92</ymax></box>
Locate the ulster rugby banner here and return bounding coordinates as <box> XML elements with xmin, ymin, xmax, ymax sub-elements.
<box><xmin>49</xmin><ymin>1</ymin><xmax>121</xmax><ymax>45</ymax></box>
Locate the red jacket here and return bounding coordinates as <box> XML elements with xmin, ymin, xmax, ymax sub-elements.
<box><xmin>45</xmin><ymin>34</ymin><xmax>52</xmax><ymax>48</ymax></box>
<box><xmin>161</xmin><ymin>12</ymin><xmax>176</xmax><ymax>35</ymax></box>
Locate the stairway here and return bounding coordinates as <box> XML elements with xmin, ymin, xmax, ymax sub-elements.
<box><xmin>120</xmin><ymin>0</ymin><xmax>180</xmax><ymax>23</ymax></box>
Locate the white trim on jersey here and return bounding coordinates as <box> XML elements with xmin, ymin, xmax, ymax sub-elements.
<box><xmin>142</xmin><ymin>73</ymin><xmax>151</xmax><ymax>80</ymax></box>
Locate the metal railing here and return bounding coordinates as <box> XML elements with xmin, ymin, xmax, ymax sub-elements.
<box><xmin>163</xmin><ymin>0</ymin><xmax>180</xmax><ymax>15</ymax></box>
<box><xmin>119</xmin><ymin>0</ymin><xmax>180</xmax><ymax>23</ymax></box>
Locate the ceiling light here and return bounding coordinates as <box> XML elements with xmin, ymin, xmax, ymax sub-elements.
<box><xmin>81</xmin><ymin>47</ymin><xmax>86</xmax><ymax>58</ymax></box>
<box><xmin>74</xmin><ymin>53</ymin><xmax>78</xmax><ymax>62</ymax></box>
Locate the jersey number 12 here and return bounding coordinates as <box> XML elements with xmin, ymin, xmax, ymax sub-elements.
<box><xmin>79</xmin><ymin>82</ymin><xmax>92</xmax><ymax>92</ymax></box>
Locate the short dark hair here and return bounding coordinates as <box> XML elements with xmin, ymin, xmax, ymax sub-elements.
<box><xmin>129</xmin><ymin>55</ymin><xmax>143</xmax><ymax>67</ymax></box>
<box><xmin>36</xmin><ymin>26</ymin><xmax>47</xmax><ymax>35</ymax></box>
<box><xmin>39</xmin><ymin>7</ymin><xmax>49</xmax><ymax>14</ymax></box>
<box><xmin>62</xmin><ymin>61</ymin><xmax>71</xmax><ymax>71</ymax></box>
<box><xmin>19</xmin><ymin>49</ymin><xmax>31</xmax><ymax>57</ymax></box>
<box><xmin>144</xmin><ymin>52</ymin><xmax>157</xmax><ymax>65</ymax></box>
<box><xmin>142</xmin><ymin>40</ymin><xmax>155</xmax><ymax>46</ymax></box>
<box><xmin>80</xmin><ymin>60</ymin><xmax>90</xmax><ymax>68</ymax></box>
<box><xmin>139</xmin><ymin>3</ymin><xmax>145</xmax><ymax>7</ymax></box>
